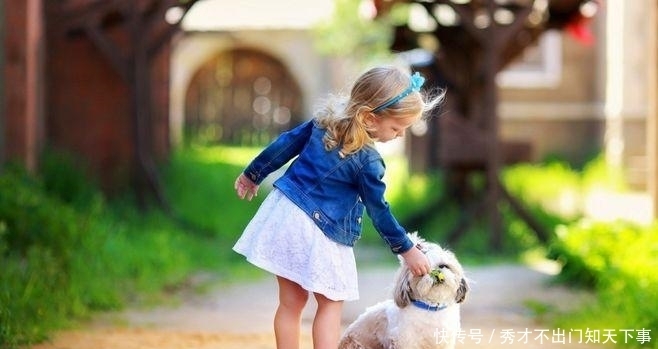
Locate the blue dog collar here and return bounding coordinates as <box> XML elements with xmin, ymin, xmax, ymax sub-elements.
<box><xmin>411</xmin><ymin>299</ymin><xmax>448</xmax><ymax>312</ymax></box>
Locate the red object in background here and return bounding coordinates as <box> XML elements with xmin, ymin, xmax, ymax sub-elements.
<box><xmin>566</xmin><ymin>16</ymin><xmax>595</xmax><ymax>45</ymax></box>
<box><xmin>566</xmin><ymin>0</ymin><xmax>602</xmax><ymax>46</ymax></box>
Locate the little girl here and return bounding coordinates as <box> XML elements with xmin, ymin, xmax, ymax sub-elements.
<box><xmin>233</xmin><ymin>65</ymin><xmax>444</xmax><ymax>349</ymax></box>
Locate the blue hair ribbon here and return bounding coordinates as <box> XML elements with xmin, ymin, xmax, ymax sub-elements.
<box><xmin>371</xmin><ymin>72</ymin><xmax>425</xmax><ymax>113</ymax></box>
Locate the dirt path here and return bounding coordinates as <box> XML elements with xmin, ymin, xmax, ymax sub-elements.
<box><xmin>30</xmin><ymin>263</ymin><xmax>606</xmax><ymax>349</ymax></box>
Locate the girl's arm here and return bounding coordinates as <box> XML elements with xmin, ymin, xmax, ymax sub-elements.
<box><xmin>357</xmin><ymin>159</ymin><xmax>430</xmax><ymax>275</ymax></box>
<box><xmin>242</xmin><ymin>120</ymin><xmax>315</xmax><ymax>185</ymax></box>
<box><xmin>357</xmin><ymin>158</ymin><xmax>414</xmax><ymax>253</ymax></box>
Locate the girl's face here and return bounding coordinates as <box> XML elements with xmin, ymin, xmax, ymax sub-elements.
<box><xmin>368</xmin><ymin>113</ymin><xmax>420</xmax><ymax>143</ymax></box>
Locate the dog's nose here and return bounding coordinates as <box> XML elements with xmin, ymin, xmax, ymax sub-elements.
<box><xmin>438</xmin><ymin>264</ymin><xmax>448</xmax><ymax>269</ymax></box>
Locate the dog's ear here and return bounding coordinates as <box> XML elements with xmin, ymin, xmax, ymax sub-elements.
<box><xmin>393</xmin><ymin>268</ymin><xmax>412</xmax><ymax>308</ymax></box>
<box><xmin>455</xmin><ymin>278</ymin><xmax>469</xmax><ymax>303</ymax></box>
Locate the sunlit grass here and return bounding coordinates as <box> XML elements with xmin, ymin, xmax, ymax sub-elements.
<box><xmin>183</xmin><ymin>145</ymin><xmax>262</xmax><ymax>167</ymax></box>
<box><xmin>163</xmin><ymin>146</ymin><xmax>265</xmax><ymax>235</ymax></box>
<box><xmin>3</xmin><ymin>144</ymin><xmax>654</xmax><ymax>348</ymax></box>
<box><xmin>550</xmin><ymin>220</ymin><xmax>658</xmax><ymax>347</ymax></box>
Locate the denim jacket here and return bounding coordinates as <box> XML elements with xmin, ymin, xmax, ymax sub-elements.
<box><xmin>243</xmin><ymin>119</ymin><xmax>414</xmax><ymax>254</ymax></box>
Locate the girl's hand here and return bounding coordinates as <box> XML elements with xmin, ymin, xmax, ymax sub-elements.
<box><xmin>401</xmin><ymin>246</ymin><xmax>431</xmax><ymax>277</ymax></box>
<box><xmin>234</xmin><ymin>173</ymin><xmax>260</xmax><ymax>201</ymax></box>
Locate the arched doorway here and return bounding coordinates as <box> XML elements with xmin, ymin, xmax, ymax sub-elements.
<box><xmin>184</xmin><ymin>48</ymin><xmax>303</xmax><ymax>146</ymax></box>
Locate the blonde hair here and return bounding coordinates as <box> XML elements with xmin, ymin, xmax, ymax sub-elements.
<box><xmin>316</xmin><ymin>66</ymin><xmax>444</xmax><ymax>156</ymax></box>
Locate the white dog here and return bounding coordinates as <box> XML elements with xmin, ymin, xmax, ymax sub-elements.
<box><xmin>339</xmin><ymin>234</ymin><xmax>469</xmax><ymax>349</ymax></box>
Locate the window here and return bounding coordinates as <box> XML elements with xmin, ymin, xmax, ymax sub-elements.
<box><xmin>497</xmin><ymin>31</ymin><xmax>562</xmax><ymax>88</ymax></box>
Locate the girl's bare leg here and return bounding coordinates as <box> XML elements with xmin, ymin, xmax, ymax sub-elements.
<box><xmin>313</xmin><ymin>292</ymin><xmax>344</xmax><ymax>349</ymax></box>
<box><xmin>274</xmin><ymin>276</ymin><xmax>309</xmax><ymax>349</ymax></box>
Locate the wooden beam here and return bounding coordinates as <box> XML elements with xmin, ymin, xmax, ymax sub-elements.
<box><xmin>82</xmin><ymin>22</ymin><xmax>129</xmax><ymax>82</ymax></box>
<box><xmin>498</xmin><ymin>178</ymin><xmax>550</xmax><ymax>242</ymax></box>
<box><xmin>45</xmin><ymin>0</ymin><xmax>203</xmax><ymax>209</ymax></box>
<box><xmin>496</xmin><ymin>2</ymin><xmax>535</xmax><ymax>46</ymax></box>
<box><xmin>450</xmin><ymin>3</ymin><xmax>486</xmax><ymax>43</ymax></box>
<box><xmin>49</xmin><ymin>0</ymin><xmax>127</xmax><ymax>34</ymax></box>
<box><xmin>146</xmin><ymin>1</ymin><xmax>197</xmax><ymax>57</ymax></box>
<box><xmin>148</xmin><ymin>24</ymin><xmax>180</xmax><ymax>59</ymax></box>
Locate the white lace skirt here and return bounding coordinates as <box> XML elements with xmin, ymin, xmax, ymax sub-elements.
<box><xmin>233</xmin><ymin>189</ymin><xmax>359</xmax><ymax>301</ymax></box>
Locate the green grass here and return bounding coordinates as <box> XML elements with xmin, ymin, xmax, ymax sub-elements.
<box><xmin>0</xmin><ymin>148</ymin><xmax>267</xmax><ymax>347</ymax></box>
<box><xmin>2</xmin><ymin>146</ymin><xmax>655</xmax><ymax>348</ymax></box>
<box><xmin>548</xmin><ymin>221</ymin><xmax>658</xmax><ymax>348</ymax></box>
<box><xmin>504</xmin><ymin>156</ymin><xmax>658</xmax><ymax>349</ymax></box>
<box><xmin>163</xmin><ymin>146</ymin><xmax>265</xmax><ymax>235</ymax></box>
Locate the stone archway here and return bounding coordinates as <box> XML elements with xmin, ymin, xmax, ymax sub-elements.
<box><xmin>184</xmin><ymin>48</ymin><xmax>303</xmax><ymax>146</ymax></box>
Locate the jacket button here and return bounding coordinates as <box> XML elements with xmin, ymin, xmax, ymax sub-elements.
<box><xmin>313</xmin><ymin>212</ymin><xmax>321</xmax><ymax>220</ymax></box>
<box><xmin>357</xmin><ymin>217</ymin><xmax>362</xmax><ymax>224</ymax></box>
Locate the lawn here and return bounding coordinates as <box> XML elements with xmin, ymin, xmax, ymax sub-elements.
<box><xmin>1</xmin><ymin>146</ymin><xmax>655</xmax><ymax>348</ymax></box>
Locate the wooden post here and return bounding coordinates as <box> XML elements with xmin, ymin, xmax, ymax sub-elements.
<box><xmin>649</xmin><ymin>2</ymin><xmax>658</xmax><ymax>219</ymax></box>
<box><xmin>404</xmin><ymin>0</ymin><xmax>550</xmax><ymax>249</ymax></box>
<box><xmin>483</xmin><ymin>1</ymin><xmax>503</xmax><ymax>250</ymax></box>
<box><xmin>0</xmin><ymin>0</ymin><xmax>5</xmax><ymax>169</ymax></box>
<box><xmin>3</xmin><ymin>0</ymin><xmax>44</xmax><ymax>172</ymax></box>
<box><xmin>127</xmin><ymin>2</ymin><xmax>170</xmax><ymax>211</ymax></box>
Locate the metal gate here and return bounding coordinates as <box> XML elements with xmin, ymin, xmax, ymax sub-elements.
<box><xmin>184</xmin><ymin>48</ymin><xmax>303</xmax><ymax>146</ymax></box>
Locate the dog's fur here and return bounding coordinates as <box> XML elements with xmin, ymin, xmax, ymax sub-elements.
<box><xmin>339</xmin><ymin>234</ymin><xmax>469</xmax><ymax>349</ymax></box>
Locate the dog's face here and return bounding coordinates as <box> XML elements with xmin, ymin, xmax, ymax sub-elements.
<box><xmin>394</xmin><ymin>234</ymin><xmax>469</xmax><ymax>308</ymax></box>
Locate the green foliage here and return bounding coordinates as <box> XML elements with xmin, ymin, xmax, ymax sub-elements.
<box><xmin>549</xmin><ymin>221</ymin><xmax>658</xmax><ymax>348</ymax></box>
<box><xmin>504</xmin><ymin>160</ymin><xmax>582</xmax><ymax>220</ymax></box>
<box><xmin>40</xmin><ymin>150</ymin><xmax>101</xmax><ymax>209</ymax></box>
<box><xmin>353</xmin><ymin>159</ymin><xmax>563</xmax><ymax>264</ymax></box>
<box><xmin>162</xmin><ymin>146</ymin><xmax>264</xmax><ymax>235</ymax></box>
<box><xmin>581</xmin><ymin>154</ymin><xmax>628</xmax><ymax>192</ymax></box>
<box><xmin>0</xmin><ymin>165</ymin><xmax>107</xmax><ymax>346</ymax></box>
<box><xmin>504</xmin><ymin>154</ymin><xmax>627</xmax><ymax>220</ymax></box>
<box><xmin>312</xmin><ymin>0</ymin><xmax>404</xmax><ymax>63</ymax></box>
<box><xmin>506</xmin><ymin>155</ymin><xmax>657</xmax><ymax>348</ymax></box>
<box><xmin>0</xmin><ymin>148</ymin><xmax>259</xmax><ymax>348</ymax></box>
<box><xmin>2</xmin><ymin>145</ymin><xmax>656</xmax><ymax>349</ymax></box>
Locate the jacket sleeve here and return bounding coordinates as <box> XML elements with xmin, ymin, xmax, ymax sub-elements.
<box><xmin>357</xmin><ymin>158</ymin><xmax>414</xmax><ymax>254</ymax></box>
<box><xmin>243</xmin><ymin>120</ymin><xmax>315</xmax><ymax>184</ymax></box>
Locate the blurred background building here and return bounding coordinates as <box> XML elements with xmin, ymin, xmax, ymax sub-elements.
<box><xmin>1</xmin><ymin>0</ymin><xmax>657</xmax><ymax>216</ymax></box>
